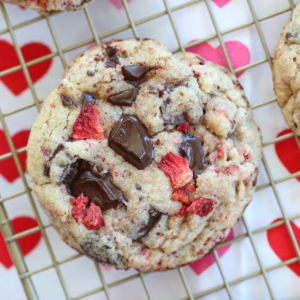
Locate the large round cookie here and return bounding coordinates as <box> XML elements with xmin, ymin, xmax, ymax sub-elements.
<box><xmin>273</xmin><ymin>2</ymin><xmax>300</xmax><ymax>134</ymax></box>
<box><xmin>1</xmin><ymin>0</ymin><xmax>95</xmax><ymax>15</ymax></box>
<box><xmin>27</xmin><ymin>38</ymin><xmax>262</xmax><ymax>272</ymax></box>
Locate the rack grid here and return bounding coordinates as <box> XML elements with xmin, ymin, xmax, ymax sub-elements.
<box><xmin>0</xmin><ymin>0</ymin><xmax>299</xmax><ymax>299</ymax></box>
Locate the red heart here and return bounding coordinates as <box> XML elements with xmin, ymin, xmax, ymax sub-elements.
<box><xmin>275</xmin><ymin>129</ymin><xmax>300</xmax><ymax>182</ymax></box>
<box><xmin>189</xmin><ymin>228</ymin><xmax>234</xmax><ymax>275</ymax></box>
<box><xmin>0</xmin><ymin>129</ymin><xmax>31</xmax><ymax>182</ymax></box>
<box><xmin>211</xmin><ymin>0</ymin><xmax>232</xmax><ymax>8</ymax></box>
<box><xmin>267</xmin><ymin>218</ymin><xmax>300</xmax><ymax>276</ymax></box>
<box><xmin>187</xmin><ymin>40</ymin><xmax>250</xmax><ymax>78</ymax></box>
<box><xmin>108</xmin><ymin>0</ymin><xmax>133</xmax><ymax>9</ymax></box>
<box><xmin>0</xmin><ymin>216</ymin><xmax>41</xmax><ymax>269</ymax></box>
<box><xmin>0</xmin><ymin>40</ymin><xmax>52</xmax><ymax>96</ymax></box>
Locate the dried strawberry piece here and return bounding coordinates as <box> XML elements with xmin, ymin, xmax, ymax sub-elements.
<box><xmin>82</xmin><ymin>202</ymin><xmax>104</xmax><ymax>230</ymax></box>
<box><xmin>186</xmin><ymin>182</ymin><xmax>195</xmax><ymax>192</ymax></box>
<box><xmin>218</xmin><ymin>146</ymin><xmax>224</xmax><ymax>158</ymax></box>
<box><xmin>70</xmin><ymin>193</ymin><xmax>88</xmax><ymax>222</ymax></box>
<box><xmin>176</xmin><ymin>122</ymin><xmax>189</xmax><ymax>134</ymax></box>
<box><xmin>187</xmin><ymin>198</ymin><xmax>214</xmax><ymax>217</ymax></box>
<box><xmin>158</xmin><ymin>152</ymin><xmax>193</xmax><ymax>188</ymax></box>
<box><xmin>172</xmin><ymin>187</ymin><xmax>190</xmax><ymax>205</ymax></box>
<box><xmin>179</xmin><ymin>205</ymin><xmax>188</xmax><ymax>217</ymax></box>
<box><xmin>71</xmin><ymin>104</ymin><xmax>104</xmax><ymax>140</ymax></box>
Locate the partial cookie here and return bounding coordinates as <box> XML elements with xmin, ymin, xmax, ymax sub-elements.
<box><xmin>273</xmin><ymin>2</ymin><xmax>300</xmax><ymax>134</ymax></box>
<box><xmin>27</xmin><ymin>38</ymin><xmax>262</xmax><ymax>272</ymax></box>
<box><xmin>1</xmin><ymin>0</ymin><xmax>95</xmax><ymax>15</ymax></box>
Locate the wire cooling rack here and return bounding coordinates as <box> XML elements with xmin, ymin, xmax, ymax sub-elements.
<box><xmin>0</xmin><ymin>0</ymin><xmax>300</xmax><ymax>299</ymax></box>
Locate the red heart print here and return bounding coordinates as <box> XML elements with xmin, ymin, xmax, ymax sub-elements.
<box><xmin>0</xmin><ymin>40</ymin><xmax>52</xmax><ymax>96</ymax></box>
<box><xmin>0</xmin><ymin>216</ymin><xmax>41</xmax><ymax>269</ymax></box>
<box><xmin>275</xmin><ymin>129</ymin><xmax>300</xmax><ymax>182</ymax></box>
<box><xmin>189</xmin><ymin>228</ymin><xmax>234</xmax><ymax>275</ymax></box>
<box><xmin>109</xmin><ymin>0</ymin><xmax>133</xmax><ymax>9</ymax></box>
<box><xmin>187</xmin><ymin>40</ymin><xmax>250</xmax><ymax>78</ymax></box>
<box><xmin>267</xmin><ymin>218</ymin><xmax>300</xmax><ymax>276</ymax></box>
<box><xmin>211</xmin><ymin>0</ymin><xmax>232</xmax><ymax>8</ymax></box>
<box><xmin>18</xmin><ymin>5</ymin><xmax>26</xmax><ymax>9</ymax></box>
<box><xmin>0</xmin><ymin>129</ymin><xmax>30</xmax><ymax>182</ymax></box>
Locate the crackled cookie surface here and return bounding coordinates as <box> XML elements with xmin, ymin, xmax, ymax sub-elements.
<box><xmin>1</xmin><ymin>0</ymin><xmax>95</xmax><ymax>15</ymax></box>
<box><xmin>27</xmin><ymin>38</ymin><xmax>262</xmax><ymax>272</ymax></box>
<box><xmin>273</xmin><ymin>2</ymin><xmax>300</xmax><ymax>134</ymax></box>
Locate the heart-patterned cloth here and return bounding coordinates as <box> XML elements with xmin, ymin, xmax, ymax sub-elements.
<box><xmin>0</xmin><ymin>0</ymin><xmax>299</xmax><ymax>299</ymax></box>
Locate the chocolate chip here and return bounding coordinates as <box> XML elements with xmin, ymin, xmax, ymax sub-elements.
<box><xmin>49</xmin><ymin>144</ymin><xmax>64</xmax><ymax>162</ymax></box>
<box><xmin>179</xmin><ymin>136</ymin><xmax>206</xmax><ymax>179</ymax></box>
<box><xmin>107</xmin><ymin>89</ymin><xmax>137</xmax><ymax>106</ymax></box>
<box><xmin>108</xmin><ymin>115</ymin><xmax>154</xmax><ymax>170</ymax></box>
<box><xmin>87</xmin><ymin>71</ymin><xmax>94</xmax><ymax>76</ymax></box>
<box><xmin>135</xmin><ymin>184</ymin><xmax>142</xmax><ymax>190</ymax></box>
<box><xmin>44</xmin><ymin>165</ymin><xmax>50</xmax><ymax>177</ymax></box>
<box><xmin>122</xmin><ymin>65</ymin><xmax>150</xmax><ymax>81</ymax></box>
<box><xmin>106</xmin><ymin>46</ymin><xmax>117</xmax><ymax>57</ymax></box>
<box><xmin>137</xmin><ymin>207</ymin><xmax>163</xmax><ymax>239</ymax></box>
<box><xmin>71</xmin><ymin>166</ymin><xmax>126</xmax><ymax>211</ymax></box>
<box><xmin>107</xmin><ymin>56</ymin><xmax>120</xmax><ymax>68</ymax></box>
<box><xmin>61</xmin><ymin>93</ymin><xmax>74</xmax><ymax>107</ymax></box>
<box><xmin>139</xmin><ymin>196</ymin><xmax>143</xmax><ymax>201</ymax></box>
<box><xmin>253</xmin><ymin>178</ymin><xmax>257</xmax><ymax>186</ymax></box>
<box><xmin>158</xmin><ymin>89</ymin><xmax>164</xmax><ymax>97</ymax></box>
<box><xmin>83</xmin><ymin>93</ymin><xmax>97</xmax><ymax>106</ymax></box>
<box><xmin>96</xmin><ymin>165</ymin><xmax>104</xmax><ymax>173</ymax></box>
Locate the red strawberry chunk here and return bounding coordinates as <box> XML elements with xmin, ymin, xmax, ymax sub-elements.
<box><xmin>179</xmin><ymin>205</ymin><xmax>188</xmax><ymax>217</ymax></box>
<box><xmin>82</xmin><ymin>202</ymin><xmax>104</xmax><ymax>230</ymax></box>
<box><xmin>71</xmin><ymin>104</ymin><xmax>104</xmax><ymax>140</ymax></box>
<box><xmin>158</xmin><ymin>152</ymin><xmax>193</xmax><ymax>188</ymax></box>
<box><xmin>187</xmin><ymin>198</ymin><xmax>214</xmax><ymax>217</ymax></box>
<box><xmin>172</xmin><ymin>187</ymin><xmax>190</xmax><ymax>205</ymax></box>
<box><xmin>70</xmin><ymin>193</ymin><xmax>88</xmax><ymax>222</ymax></box>
<box><xmin>218</xmin><ymin>146</ymin><xmax>224</xmax><ymax>158</ymax></box>
<box><xmin>186</xmin><ymin>182</ymin><xmax>195</xmax><ymax>192</ymax></box>
<box><xmin>176</xmin><ymin>122</ymin><xmax>189</xmax><ymax>134</ymax></box>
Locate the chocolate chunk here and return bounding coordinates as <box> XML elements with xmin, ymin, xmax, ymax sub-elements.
<box><xmin>253</xmin><ymin>178</ymin><xmax>257</xmax><ymax>186</ymax></box>
<box><xmin>122</xmin><ymin>65</ymin><xmax>150</xmax><ymax>81</ymax></box>
<box><xmin>174</xmin><ymin>113</ymin><xmax>186</xmax><ymax>126</ymax></box>
<box><xmin>87</xmin><ymin>71</ymin><xmax>94</xmax><ymax>76</ymax></box>
<box><xmin>107</xmin><ymin>89</ymin><xmax>137</xmax><ymax>106</ymax></box>
<box><xmin>107</xmin><ymin>56</ymin><xmax>120</xmax><ymax>68</ymax></box>
<box><xmin>135</xmin><ymin>184</ymin><xmax>142</xmax><ymax>190</ymax></box>
<box><xmin>62</xmin><ymin>160</ymin><xmax>80</xmax><ymax>184</ymax></box>
<box><xmin>71</xmin><ymin>167</ymin><xmax>125</xmax><ymax>211</ymax></box>
<box><xmin>159</xmin><ymin>89</ymin><xmax>164</xmax><ymax>98</ymax></box>
<box><xmin>106</xmin><ymin>46</ymin><xmax>117</xmax><ymax>57</ymax></box>
<box><xmin>179</xmin><ymin>136</ymin><xmax>206</xmax><ymax>179</ymax></box>
<box><xmin>108</xmin><ymin>115</ymin><xmax>154</xmax><ymax>170</ymax></box>
<box><xmin>49</xmin><ymin>144</ymin><xmax>64</xmax><ymax>162</ymax></box>
<box><xmin>83</xmin><ymin>93</ymin><xmax>97</xmax><ymax>106</ymax></box>
<box><xmin>61</xmin><ymin>94</ymin><xmax>74</xmax><ymax>107</ymax></box>
<box><xmin>79</xmin><ymin>160</ymin><xmax>94</xmax><ymax>172</ymax></box>
<box><xmin>138</xmin><ymin>207</ymin><xmax>163</xmax><ymax>239</ymax></box>
<box><xmin>44</xmin><ymin>165</ymin><xmax>50</xmax><ymax>177</ymax></box>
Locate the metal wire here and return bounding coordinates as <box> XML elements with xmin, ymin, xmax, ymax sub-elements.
<box><xmin>0</xmin><ymin>0</ymin><xmax>299</xmax><ymax>299</ymax></box>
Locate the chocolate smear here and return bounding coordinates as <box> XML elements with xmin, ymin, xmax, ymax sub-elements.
<box><xmin>137</xmin><ymin>207</ymin><xmax>163</xmax><ymax>239</ymax></box>
<box><xmin>106</xmin><ymin>46</ymin><xmax>117</xmax><ymax>57</ymax></box>
<box><xmin>83</xmin><ymin>93</ymin><xmax>97</xmax><ymax>106</ymax></box>
<box><xmin>179</xmin><ymin>136</ymin><xmax>206</xmax><ymax>179</ymax></box>
<box><xmin>61</xmin><ymin>94</ymin><xmax>74</xmax><ymax>107</ymax></box>
<box><xmin>122</xmin><ymin>65</ymin><xmax>149</xmax><ymax>81</ymax></box>
<box><xmin>71</xmin><ymin>164</ymin><xmax>126</xmax><ymax>211</ymax></box>
<box><xmin>108</xmin><ymin>115</ymin><xmax>154</xmax><ymax>170</ymax></box>
<box><xmin>107</xmin><ymin>89</ymin><xmax>137</xmax><ymax>106</ymax></box>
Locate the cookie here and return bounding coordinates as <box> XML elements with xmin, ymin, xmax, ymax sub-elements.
<box><xmin>27</xmin><ymin>38</ymin><xmax>262</xmax><ymax>272</ymax></box>
<box><xmin>1</xmin><ymin>0</ymin><xmax>95</xmax><ymax>15</ymax></box>
<box><xmin>273</xmin><ymin>2</ymin><xmax>300</xmax><ymax>134</ymax></box>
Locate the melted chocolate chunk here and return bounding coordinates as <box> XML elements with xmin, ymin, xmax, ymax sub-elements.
<box><xmin>71</xmin><ymin>166</ymin><xmax>125</xmax><ymax>211</ymax></box>
<box><xmin>122</xmin><ymin>65</ymin><xmax>150</xmax><ymax>81</ymax></box>
<box><xmin>62</xmin><ymin>160</ymin><xmax>80</xmax><ymax>184</ymax></box>
<box><xmin>137</xmin><ymin>207</ymin><xmax>163</xmax><ymax>239</ymax></box>
<box><xmin>61</xmin><ymin>94</ymin><xmax>74</xmax><ymax>107</ymax></box>
<box><xmin>108</xmin><ymin>115</ymin><xmax>154</xmax><ymax>170</ymax></box>
<box><xmin>106</xmin><ymin>46</ymin><xmax>117</xmax><ymax>57</ymax></box>
<box><xmin>107</xmin><ymin>89</ymin><xmax>137</xmax><ymax>106</ymax></box>
<box><xmin>107</xmin><ymin>56</ymin><xmax>120</xmax><ymax>68</ymax></box>
<box><xmin>179</xmin><ymin>136</ymin><xmax>206</xmax><ymax>179</ymax></box>
<box><xmin>83</xmin><ymin>93</ymin><xmax>97</xmax><ymax>106</ymax></box>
